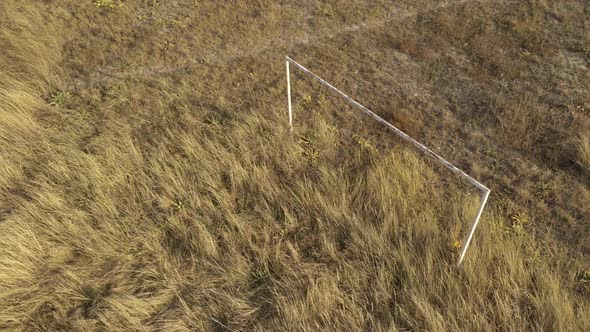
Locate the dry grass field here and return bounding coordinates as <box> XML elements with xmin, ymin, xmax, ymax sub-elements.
<box><xmin>1</xmin><ymin>0</ymin><xmax>589</xmax><ymax>331</ymax></box>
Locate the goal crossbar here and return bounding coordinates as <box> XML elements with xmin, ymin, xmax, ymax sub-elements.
<box><xmin>285</xmin><ymin>56</ymin><xmax>490</xmax><ymax>266</ymax></box>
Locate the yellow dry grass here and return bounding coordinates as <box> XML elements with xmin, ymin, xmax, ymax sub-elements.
<box><xmin>1</xmin><ymin>0</ymin><xmax>589</xmax><ymax>331</ymax></box>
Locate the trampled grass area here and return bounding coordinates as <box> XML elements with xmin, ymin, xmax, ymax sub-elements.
<box><xmin>1</xmin><ymin>1</ymin><xmax>589</xmax><ymax>331</ymax></box>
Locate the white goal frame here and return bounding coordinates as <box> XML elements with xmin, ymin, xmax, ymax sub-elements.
<box><xmin>285</xmin><ymin>56</ymin><xmax>490</xmax><ymax>266</ymax></box>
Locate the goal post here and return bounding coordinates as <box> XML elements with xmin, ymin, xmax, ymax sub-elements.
<box><xmin>284</xmin><ymin>56</ymin><xmax>490</xmax><ymax>267</ymax></box>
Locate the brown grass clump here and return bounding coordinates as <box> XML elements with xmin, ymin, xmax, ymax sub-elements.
<box><xmin>390</xmin><ymin>110</ymin><xmax>423</xmax><ymax>138</ymax></box>
<box><xmin>397</xmin><ymin>35</ymin><xmax>419</xmax><ymax>57</ymax></box>
<box><xmin>1</xmin><ymin>0</ymin><xmax>590</xmax><ymax>331</ymax></box>
<box><xmin>396</xmin><ymin>35</ymin><xmax>436</xmax><ymax>61</ymax></box>
<box><xmin>577</xmin><ymin>134</ymin><xmax>590</xmax><ymax>171</ymax></box>
<box><xmin>490</xmin><ymin>94</ymin><xmax>545</xmax><ymax>151</ymax></box>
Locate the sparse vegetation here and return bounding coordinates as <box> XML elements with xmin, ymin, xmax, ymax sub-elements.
<box><xmin>1</xmin><ymin>0</ymin><xmax>589</xmax><ymax>331</ymax></box>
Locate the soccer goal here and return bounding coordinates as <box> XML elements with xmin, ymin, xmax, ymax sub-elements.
<box><xmin>285</xmin><ymin>56</ymin><xmax>491</xmax><ymax>266</ymax></box>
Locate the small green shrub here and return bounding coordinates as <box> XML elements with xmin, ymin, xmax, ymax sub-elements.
<box><xmin>299</xmin><ymin>132</ymin><xmax>321</xmax><ymax>163</ymax></box>
<box><xmin>580</xmin><ymin>270</ymin><xmax>590</xmax><ymax>291</ymax></box>
<box><xmin>49</xmin><ymin>91</ymin><xmax>72</xmax><ymax>108</ymax></box>
<box><xmin>509</xmin><ymin>212</ymin><xmax>531</xmax><ymax>232</ymax></box>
